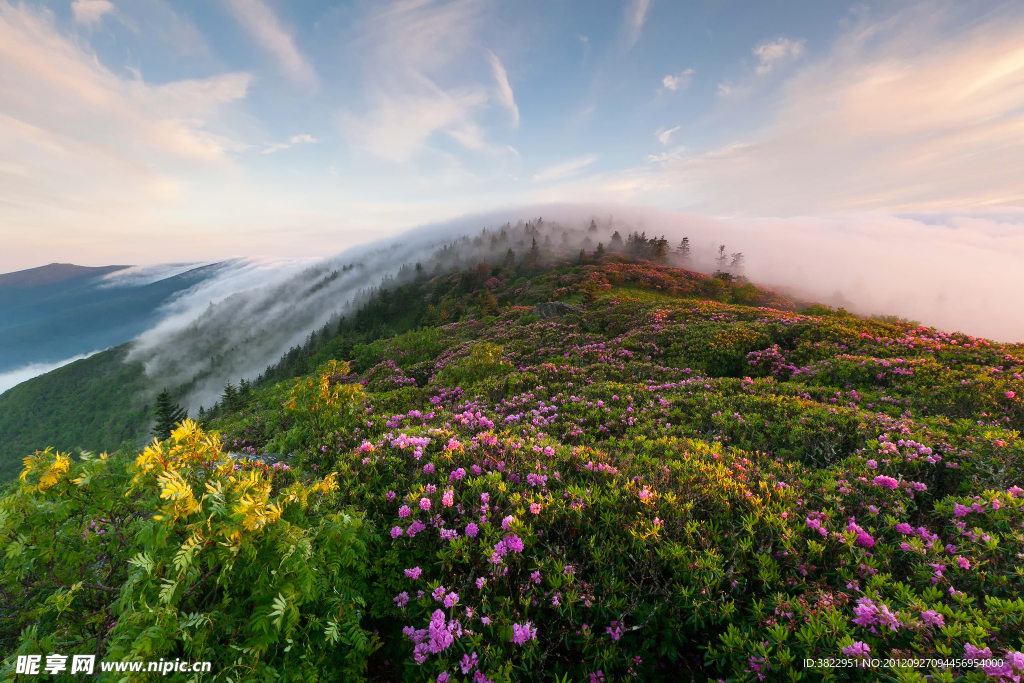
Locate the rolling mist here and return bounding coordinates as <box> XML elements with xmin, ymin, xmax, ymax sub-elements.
<box><xmin>20</xmin><ymin>203</ymin><xmax>1016</xmax><ymax>411</ymax></box>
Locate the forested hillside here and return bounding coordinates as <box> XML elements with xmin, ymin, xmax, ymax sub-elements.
<box><xmin>2</xmin><ymin>251</ymin><xmax>1022</xmax><ymax>682</ymax></box>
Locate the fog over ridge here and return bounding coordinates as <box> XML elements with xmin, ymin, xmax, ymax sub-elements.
<box><xmin>120</xmin><ymin>204</ymin><xmax>1024</xmax><ymax>413</ymax></box>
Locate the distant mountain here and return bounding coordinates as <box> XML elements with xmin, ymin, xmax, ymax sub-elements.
<box><xmin>0</xmin><ymin>262</ymin><xmax>225</xmax><ymax>377</ymax></box>
<box><xmin>0</xmin><ymin>263</ymin><xmax>129</xmax><ymax>289</ymax></box>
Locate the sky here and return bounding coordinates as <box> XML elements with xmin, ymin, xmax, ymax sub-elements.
<box><xmin>1</xmin><ymin>0</ymin><xmax>1023</xmax><ymax>273</ymax></box>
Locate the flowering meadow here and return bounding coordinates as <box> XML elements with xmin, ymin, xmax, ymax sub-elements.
<box><xmin>2</xmin><ymin>256</ymin><xmax>1023</xmax><ymax>682</ymax></box>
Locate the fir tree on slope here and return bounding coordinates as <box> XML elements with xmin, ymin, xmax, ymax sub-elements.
<box><xmin>151</xmin><ymin>389</ymin><xmax>187</xmax><ymax>440</ymax></box>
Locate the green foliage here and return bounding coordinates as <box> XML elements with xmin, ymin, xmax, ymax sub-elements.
<box><xmin>0</xmin><ymin>423</ymin><xmax>376</xmax><ymax>682</ymax></box>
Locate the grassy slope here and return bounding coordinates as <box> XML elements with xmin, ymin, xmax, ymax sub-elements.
<box><xmin>204</xmin><ymin>258</ymin><xmax>1024</xmax><ymax>679</ymax></box>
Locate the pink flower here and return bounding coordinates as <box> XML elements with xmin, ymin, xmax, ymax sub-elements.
<box><xmin>420</xmin><ymin>497</ymin><xmax>432</xmax><ymax>511</ymax></box>
<box><xmin>399</xmin><ymin>505</ymin><xmax>411</xmax><ymax>518</ymax></box>
<box><xmin>449</xmin><ymin>468</ymin><xmax>467</xmax><ymax>481</ymax></box>
<box><xmin>954</xmin><ymin>503</ymin><xmax>970</xmax><ymax>518</ymax></box>
<box><xmin>605</xmin><ymin>621</ymin><xmax>625</xmax><ymax>642</ymax></box>
<box><xmin>444</xmin><ymin>592</ymin><xmax>459</xmax><ymax>608</ymax></box>
<box><xmin>442</xmin><ymin>490</ymin><xmax>455</xmax><ymax>507</ymax></box>
<box><xmin>390</xmin><ymin>526</ymin><xmax>404</xmax><ymax>539</ymax></box>
<box><xmin>866</xmin><ymin>459</ymin><xmax>878</xmax><ymax>470</ymax></box>
<box><xmin>423</xmin><ymin>462</ymin><xmax>436</xmax><ymax>474</ymax></box>
<box><xmin>921</xmin><ymin>610</ymin><xmax>944</xmax><ymax>627</ymax></box>
<box><xmin>873</xmin><ymin>475</ymin><xmax>899</xmax><ymax>490</ymax></box>
<box><xmin>386</xmin><ymin>490</ymin><xmax>396</xmax><ymax>501</ymax></box>
<box><xmin>895</xmin><ymin>523</ymin><xmax>914</xmax><ymax>535</ymax></box>
<box><xmin>405</xmin><ymin>567</ymin><xmax>423</xmax><ymax>579</ymax></box>
<box><xmin>502</xmin><ymin>515</ymin><xmax>515</xmax><ymax>530</ymax></box>
<box><xmin>841</xmin><ymin>641</ymin><xmax>871</xmax><ymax>659</ymax></box>
<box><xmin>394</xmin><ymin>591</ymin><xmax>409</xmax><ymax>607</ymax></box>
<box><xmin>1006</xmin><ymin>391</ymin><xmax>1016</xmax><ymax>399</ymax></box>
<box><xmin>965</xmin><ymin>643</ymin><xmax>993</xmax><ymax>659</ymax></box>
<box><xmin>530</xmin><ymin>503</ymin><xmax>542</xmax><ymax>514</ymax></box>
<box><xmin>505</xmin><ymin>534</ymin><xmax>524</xmax><ymax>553</ymax></box>
<box><xmin>956</xmin><ymin>556</ymin><xmax>970</xmax><ymax>570</ymax></box>
<box><xmin>511</xmin><ymin>622</ymin><xmax>537</xmax><ymax>645</ymax></box>
<box><xmin>465</xmin><ymin>522</ymin><xmax>479</xmax><ymax>537</ymax></box>
<box><xmin>476</xmin><ymin>577</ymin><xmax>486</xmax><ymax>589</ymax></box>
<box><xmin>437</xmin><ymin>673</ymin><xmax>450</xmax><ymax>683</ymax></box>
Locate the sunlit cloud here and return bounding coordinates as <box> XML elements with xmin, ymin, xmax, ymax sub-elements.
<box><xmin>487</xmin><ymin>50</ymin><xmax>520</xmax><ymax>128</ymax></box>
<box><xmin>661</xmin><ymin>69</ymin><xmax>693</xmax><ymax>91</ymax></box>
<box><xmin>225</xmin><ymin>0</ymin><xmax>317</xmax><ymax>90</ymax></box>
<box><xmin>623</xmin><ymin>0</ymin><xmax>650</xmax><ymax>48</ymax></box>
<box><xmin>655</xmin><ymin>126</ymin><xmax>680</xmax><ymax>145</ymax></box>
<box><xmin>753</xmin><ymin>37</ymin><xmax>804</xmax><ymax>75</ymax></box>
<box><xmin>262</xmin><ymin>133</ymin><xmax>318</xmax><ymax>154</ymax></box>
<box><xmin>532</xmin><ymin>155</ymin><xmax>597</xmax><ymax>183</ymax></box>
<box><xmin>71</xmin><ymin>0</ymin><xmax>113</xmax><ymax>26</ymax></box>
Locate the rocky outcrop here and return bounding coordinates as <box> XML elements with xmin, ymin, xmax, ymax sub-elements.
<box><xmin>534</xmin><ymin>302</ymin><xmax>583</xmax><ymax>319</ymax></box>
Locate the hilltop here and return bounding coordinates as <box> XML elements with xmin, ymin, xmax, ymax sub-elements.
<box><xmin>1</xmin><ymin>251</ymin><xmax>1022</xmax><ymax>681</ymax></box>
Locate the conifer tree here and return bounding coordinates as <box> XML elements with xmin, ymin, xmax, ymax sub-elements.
<box><xmin>503</xmin><ymin>247</ymin><xmax>516</xmax><ymax>268</ymax></box>
<box><xmin>677</xmin><ymin>237</ymin><xmax>690</xmax><ymax>259</ymax></box>
<box><xmin>578</xmin><ymin>249</ymin><xmax>587</xmax><ymax>264</ymax></box>
<box><xmin>716</xmin><ymin>245</ymin><xmax>728</xmax><ymax>271</ymax></box>
<box><xmin>221</xmin><ymin>383</ymin><xmax>238</xmax><ymax>414</ymax></box>
<box><xmin>152</xmin><ymin>389</ymin><xmax>187</xmax><ymax>440</ymax></box>
<box><xmin>610</xmin><ymin>231</ymin><xmax>623</xmax><ymax>251</ymax></box>
<box><xmin>595</xmin><ymin>242</ymin><xmax>605</xmax><ymax>258</ymax></box>
<box><xmin>588</xmin><ymin>219</ymin><xmax>598</xmax><ymax>233</ymax></box>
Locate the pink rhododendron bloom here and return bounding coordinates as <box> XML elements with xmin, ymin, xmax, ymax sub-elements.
<box><xmin>420</xmin><ymin>497</ymin><xmax>432</xmax><ymax>510</ymax></box>
<box><xmin>505</xmin><ymin>534</ymin><xmax>524</xmax><ymax>553</ymax></box>
<box><xmin>390</xmin><ymin>526</ymin><xmax>403</xmax><ymax>539</ymax></box>
<box><xmin>954</xmin><ymin>503</ymin><xmax>970</xmax><ymax>518</ymax></box>
<box><xmin>873</xmin><ymin>475</ymin><xmax>899</xmax><ymax>490</ymax></box>
<box><xmin>841</xmin><ymin>641</ymin><xmax>871</xmax><ymax>658</ymax></box>
<box><xmin>444</xmin><ymin>592</ymin><xmax>459</xmax><ymax>608</ymax></box>
<box><xmin>530</xmin><ymin>503</ymin><xmax>542</xmax><ymax>514</ymax></box>
<box><xmin>1006</xmin><ymin>391</ymin><xmax>1016</xmax><ymax>399</ymax></box>
<box><xmin>386</xmin><ymin>490</ymin><xmax>396</xmax><ymax>501</ymax></box>
<box><xmin>437</xmin><ymin>673</ymin><xmax>450</xmax><ymax>683</ymax></box>
<box><xmin>465</xmin><ymin>522</ymin><xmax>479</xmax><ymax>537</ymax></box>
<box><xmin>896</xmin><ymin>523</ymin><xmax>914</xmax><ymax>534</ymax></box>
<box><xmin>476</xmin><ymin>577</ymin><xmax>486</xmax><ymax>589</ymax></box>
<box><xmin>502</xmin><ymin>515</ymin><xmax>515</xmax><ymax>530</ymax></box>
<box><xmin>405</xmin><ymin>567</ymin><xmax>423</xmax><ymax>579</ymax></box>
<box><xmin>399</xmin><ymin>505</ymin><xmax>411</xmax><ymax>518</ymax></box>
<box><xmin>921</xmin><ymin>610</ymin><xmax>944</xmax><ymax>627</ymax></box>
<box><xmin>442</xmin><ymin>489</ymin><xmax>455</xmax><ymax>507</ymax></box>
<box><xmin>965</xmin><ymin>643</ymin><xmax>993</xmax><ymax>659</ymax></box>
<box><xmin>394</xmin><ymin>591</ymin><xmax>409</xmax><ymax>607</ymax></box>
<box><xmin>957</xmin><ymin>556</ymin><xmax>971</xmax><ymax>570</ymax></box>
<box><xmin>511</xmin><ymin>622</ymin><xmax>537</xmax><ymax>645</ymax></box>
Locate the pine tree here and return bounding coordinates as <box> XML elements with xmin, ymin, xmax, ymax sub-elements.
<box><xmin>729</xmin><ymin>252</ymin><xmax>745</xmax><ymax>276</ymax></box>
<box><xmin>503</xmin><ymin>247</ymin><xmax>516</xmax><ymax>268</ymax></box>
<box><xmin>595</xmin><ymin>242</ymin><xmax>605</xmax><ymax>258</ymax></box>
<box><xmin>525</xmin><ymin>237</ymin><xmax>540</xmax><ymax>267</ymax></box>
<box><xmin>221</xmin><ymin>383</ymin><xmax>238</xmax><ymax>414</ymax></box>
<box><xmin>588</xmin><ymin>219</ymin><xmax>598</xmax><ymax>233</ymax></box>
<box><xmin>610</xmin><ymin>231</ymin><xmax>623</xmax><ymax>251</ymax></box>
<box><xmin>716</xmin><ymin>245</ymin><xmax>728</xmax><ymax>271</ymax></box>
<box><xmin>677</xmin><ymin>237</ymin><xmax>690</xmax><ymax>260</ymax></box>
<box><xmin>152</xmin><ymin>389</ymin><xmax>187</xmax><ymax>440</ymax></box>
<box><xmin>578</xmin><ymin>249</ymin><xmax>587</xmax><ymax>264</ymax></box>
<box><xmin>654</xmin><ymin>236</ymin><xmax>669</xmax><ymax>262</ymax></box>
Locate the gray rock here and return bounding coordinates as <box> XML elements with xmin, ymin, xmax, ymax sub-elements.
<box><xmin>535</xmin><ymin>301</ymin><xmax>583</xmax><ymax>319</ymax></box>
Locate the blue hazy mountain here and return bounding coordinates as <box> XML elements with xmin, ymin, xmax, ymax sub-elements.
<box><xmin>0</xmin><ymin>262</ymin><xmax>226</xmax><ymax>375</ymax></box>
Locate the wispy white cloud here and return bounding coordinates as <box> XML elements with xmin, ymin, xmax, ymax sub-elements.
<box><xmin>624</xmin><ymin>0</ymin><xmax>650</xmax><ymax>48</ymax></box>
<box><xmin>661</xmin><ymin>68</ymin><xmax>693</xmax><ymax>92</ymax></box>
<box><xmin>225</xmin><ymin>0</ymin><xmax>318</xmax><ymax>90</ymax></box>
<box><xmin>71</xmin><ymin>0</ymin><xmax>113</xmax><ymax>26</ymax></box>
<box><xmin>262</xmin><ymin>133</ymin><xmax>318</xmax><ymax>154</ymax></box>
<box><xmin>0</xmin><ymin>1</ymin><xmax>252</xmax><ymax>267</ymax></box>
<box><xmin>487</xmin><ymin>50</ymin><xmax>519</xmax><ymax>128</ymax></box>
<box><xmin>533</xmin><ymin>155</ymin><xmax>597</xmax><ymax>183</ymax></box>
<box><xmin>340</xmin><ymin>0</ymin><xmax>510</xmax><ymax>163</ymax></box>
<box><xmin>656</xmin><ymin>126</ymin><xmax>680</xmax><ymax>145</ymax></box>
<box><xmin>753</xmin><ymin>37</ymin><xmax>804</xmax><ymax>75</ymax></box>
<box><xmin>656</xmin><ymin>6</ymin><xmax>1024</xmax><ymax>215</ymax></box>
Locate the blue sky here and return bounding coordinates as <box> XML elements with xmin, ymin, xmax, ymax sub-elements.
<box><xmin>1</xmin><ymin>0</ymin><xmax>1022</xmax><ymax>269</ymax></box>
